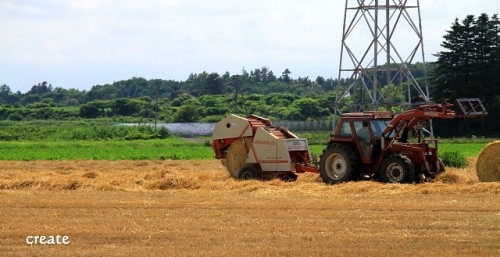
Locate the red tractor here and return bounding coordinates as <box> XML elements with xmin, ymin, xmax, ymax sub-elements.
<box><xmin>319</xmin><ymin>98</ymin><xmax>487</xmax><ymax>184</ymax></box>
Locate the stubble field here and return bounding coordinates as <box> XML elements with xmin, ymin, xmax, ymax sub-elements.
<box><xmin>0</xmin><ymin>159</ymin><xmax>499</xmax><ymax>256</ymax></box>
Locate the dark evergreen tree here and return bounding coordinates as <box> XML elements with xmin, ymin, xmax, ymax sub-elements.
<box><xmin>432</xmin><ymin>13</ymin><xmax>500</xmax><ymax>136</ymax></box>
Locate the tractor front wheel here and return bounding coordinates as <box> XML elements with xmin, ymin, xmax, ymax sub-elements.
<box><xmin>319</xmin><ymin>143</ymin><xmax>360</xmax><ymax>184</ymax></box>
<box><xmin>379</xmin><ymin>155</ymin><xmax>415</xmax><ymax>183</ymax></box>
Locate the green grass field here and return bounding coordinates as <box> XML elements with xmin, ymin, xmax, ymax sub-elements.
<box><xmin>311</xmin><ymin>141</ymin><xmax>486</xmax><ymax>157</ymax></box>
<box><xmin>0</xmin><ymin>137</ymin><xmax>489</xmax><ymax>161</ymax></box>
<box><xmin>0</xmin><ymin>121</ymin><xmax>493</xmax><ymax>160</ymax></box>
<box><xmin>437</xmin><ymin>142</ymin><xmax>487</xmax><ymax>157</ymax></box>
<box><xmin>0</xmin><ymin>138</ymin><xmax>212</xmax><ymax>161</ymax></box>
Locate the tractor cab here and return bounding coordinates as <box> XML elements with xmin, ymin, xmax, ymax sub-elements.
<box><xmin>332</xmin><ymin>111</ymin><xmax>393</xmax><ymax>164</ymax></box>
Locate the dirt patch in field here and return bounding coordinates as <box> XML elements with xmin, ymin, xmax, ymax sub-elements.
<box><xmin>0</xmin><ymin>159</ymin><xmax>498</xmax><ymax>194</ymax></box>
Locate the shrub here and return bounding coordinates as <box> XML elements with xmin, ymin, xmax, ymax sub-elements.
<box><xmin>441</xmin><ymin>151</ymin><xmax>468</xmax><ymax>168</ymax></box>
<box><xmin>7</xmin><ymin>113</ymin><xmax>23</xmax><ymax>121</ymax></box>
<box><xmin>157</xmin><ymin>126</ymin><xmax>171</xmax><ymax>139</ymax></box>
<box><xmin>0</xmin><ymin>131</ymin><xmax>15</xmax><ymax>140</ymax></box>
<box><xmin>124</xmin><ymin>133</ymin><xmax>151</xmax><ymax>140</ymax></box>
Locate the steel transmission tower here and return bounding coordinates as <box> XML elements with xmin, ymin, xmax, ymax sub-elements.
<box><xmin>336</xmin><ymin>0</ymin><xmax>430</xmax><ymax>113</ymax></box>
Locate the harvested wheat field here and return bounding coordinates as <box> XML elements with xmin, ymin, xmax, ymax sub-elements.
<box><xmin>0</xmin><ymin>159</ymin><xmax>499</xmax><ymax>257</ymax></box>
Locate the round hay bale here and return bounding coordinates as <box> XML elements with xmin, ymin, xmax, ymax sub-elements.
<box><xmin>223</xmin><ymin>137</ymin><xmax>252</xmax><ymax>178</ymax></box>
<box><xmin>476</xmin><ymin>140</ymin><xmax>500</xmax><ymax>182</ymax></box>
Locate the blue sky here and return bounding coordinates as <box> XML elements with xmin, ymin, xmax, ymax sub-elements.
<box><xmin>1</xmin><ymin>0</ymin><xmax>498</xmax><ymax>93</ymax></box>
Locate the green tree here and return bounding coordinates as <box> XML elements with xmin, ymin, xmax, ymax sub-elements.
<box><xmin>280</xmin><ymin>68</ymin><xmax>292</xmax><ymax>83</ymax></box>
<box><xmin>292</xmin><ymin>98</ymin><xmax>323</xmax><ymax>119</ymax></box>
<box><xmin>432</xmin><ymin>13</ymin><xmax>500</xmax><ymax>136</ymax></box>
<box><xmin>79</xmin><ymin>100</ymin><xmax>112</xmax><ymax>118</ymax></box>
<box><xmin>0</xmin><ymin>84</ymin><xmax>18</xmax><ymax>105</ymax></box>
<box><xmin>171</xmin><ymin>93</ymin><xmax>195</xmax><ymax>107</ymax></box>
<box><xmin>205</xmin><ymin>73</ymin><xmax>223</xmax><ymax>95</ymax></box>
<box><xmin>173</xmin><ymin>104</ymin><xmax>201</xmax><ymax>122</ymax></box>
<box><xmin>112</xmin><ymin>98</ymin><xmax>142</xmax><ymax>116</ymax></box>
<box><xmin>432</xmin><ymin>14</ymin><xmax>499</xmax><ymax>101</ymax></box>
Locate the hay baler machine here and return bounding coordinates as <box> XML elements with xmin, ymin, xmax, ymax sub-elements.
<box><xmin>211</xmin><ymin>114</ymin><xmax>319</xmax><ymax>181</ymax></box>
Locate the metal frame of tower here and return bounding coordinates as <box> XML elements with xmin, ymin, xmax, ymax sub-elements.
<box><xmin>335</xmin><ymin>0</ymin><xmax>430</xmax><ymax>116</ymax></box>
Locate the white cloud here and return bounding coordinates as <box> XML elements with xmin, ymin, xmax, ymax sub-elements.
<box><xmin>0</xmin><ymin>0</ymin><xmax>498</xmax><ymax>92</ymax></box>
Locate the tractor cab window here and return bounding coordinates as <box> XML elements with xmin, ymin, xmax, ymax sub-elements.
<box><xmin>340</xmin><ymin>121</ymin><xmax>352</xmax><ymax>137</ymax></box>
<box><xmin>354</xmin><ymin>120</ymin><xmax>371</xmax><ymax>156</ymax></box>
<box><xmin>370</xmin><ymin>120</ymin><xmax>389</xmax><ymax>138</ymax></box>
<box><xmin>353</xmin><ymin>121</ymin><xmax>371</xmax><ymax>140</ymax></box>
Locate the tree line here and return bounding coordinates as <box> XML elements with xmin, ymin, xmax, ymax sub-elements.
<box><xmin>0</xmin><ymin>68</ymin><xmax>343</xmax><ymax>123</ymax></box>
<box><xmin>431</xmin><ymin>13</ymin><xmax>500</xmax><ymax>137</ymax></box>
<box><xmin>0</xmin><ymin>68</ymin><xmax>338</xmax><ymax>107</ymax></box>
<box><xmin>0</xmin><ymin>13</ymin><xmax>498</xmax><ymax>136</ymax></box>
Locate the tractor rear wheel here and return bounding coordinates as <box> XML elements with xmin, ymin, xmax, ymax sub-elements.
<box><xmin>238</xmin><ymin>166</ymin><xmax>260</xmax><ymax>180</ymax></box>
<box><xmin>379</xmin><ymin>154</ymin><xmax>415</xmax><ymax>183</ymax></box>
<box><xmin>319</xmin><ymin>143</ymin><xmax>361</xmax><ymax>184</ymax></box>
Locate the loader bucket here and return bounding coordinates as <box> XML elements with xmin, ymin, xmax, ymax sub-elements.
<box><xmin>454</xmin><ymin>98</ymin><xmax>488</xmax><ymax>118</ymax></box>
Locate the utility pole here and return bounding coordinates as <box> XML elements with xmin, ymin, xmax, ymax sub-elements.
<box><xmin>336</xmin><ymin>0</ymin><xmax>430</xmax><ymax>114</ymax></box>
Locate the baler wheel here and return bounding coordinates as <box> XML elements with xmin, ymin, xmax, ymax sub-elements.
<box><xmin>280</xmin><ymin>172</ymin><xmax>298</xmax><ymax>182</ymax></box>
<box><xmin>238</xmin><ymin>166</ymin><xmax>260</xmax><ymax>180</ymax></box>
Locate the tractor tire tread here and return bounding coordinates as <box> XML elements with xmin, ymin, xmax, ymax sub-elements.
<box><xmin>319</xmin><ymin>143</ymin><xmax>361</xmax><ymax>184</ymax></box>
<box><xmin>380</xmin><ymin>154</ymin><xmax>415</xmax><ymax>183</ymax></box>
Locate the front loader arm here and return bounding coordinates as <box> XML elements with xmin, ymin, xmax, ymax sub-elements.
<box><xmin>381</xmin><ymin>100</ymin><xmax>456</xmax><ymax>139</ymax></box>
